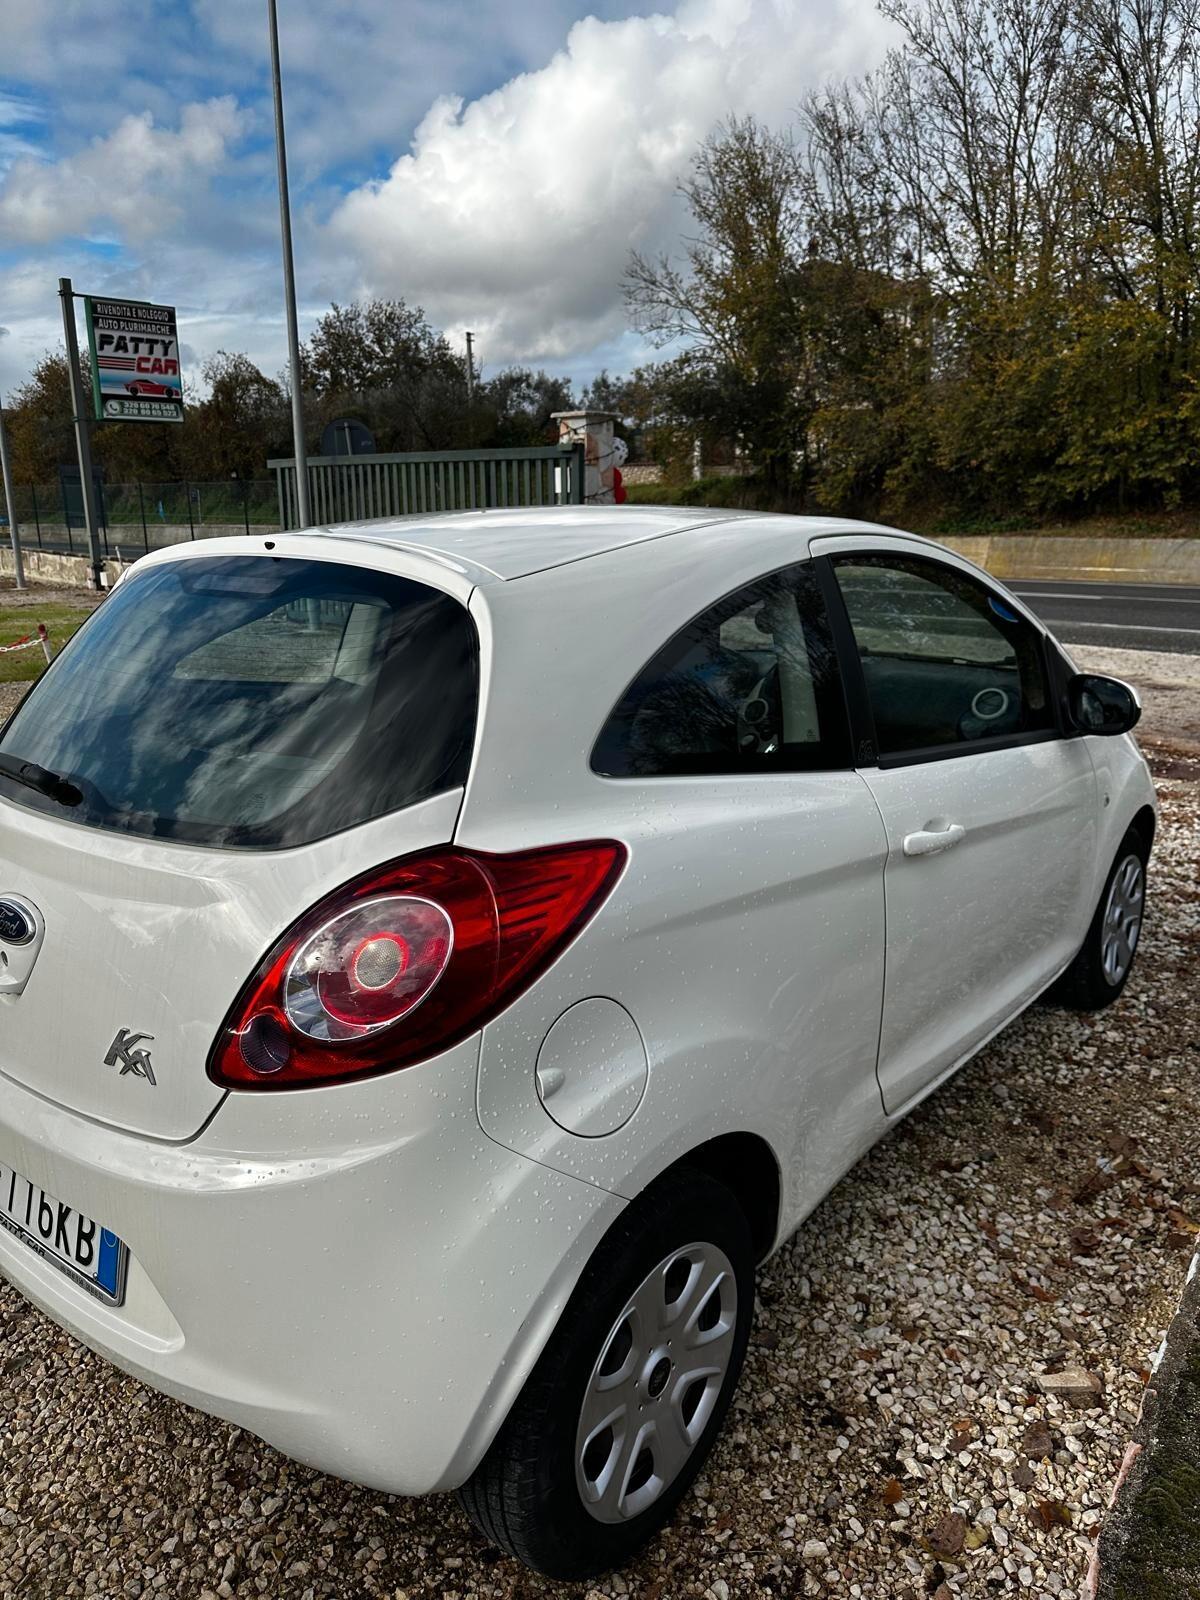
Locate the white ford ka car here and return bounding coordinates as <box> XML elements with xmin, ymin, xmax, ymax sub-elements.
<box><xmin>0</xmin><ymin>508</ymin><xmax>1154</xmax><ymax>1577</ymax></box>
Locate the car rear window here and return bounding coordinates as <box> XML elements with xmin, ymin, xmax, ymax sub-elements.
<box><xmin>0</xmin><ymin>555</ymin><xmax>478</xmax><ymax>848</ymax></box>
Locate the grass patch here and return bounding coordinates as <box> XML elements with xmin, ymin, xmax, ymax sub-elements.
<box><xmin>921</xmin><ymin>512</ymin><xmax>1033</xmax><ymax>537</ymax></box>
<box><xmin>921</xmin><ymin>510</ymin><xmax>1199</xmax><ymax>539</ymax></box>
<box><xmin>625</xmin><ymin>473</ymin><xmax>781</xmax><ymax>510</ymax></box>
<box><xmin>0</xmin><ymin>599</ymin><xmax>96</xmax><ymax>685</ymax></box>
<box><xmin>624</xmin><ymin>481</ymin><xmax>682</xmax><ymax>505</ymax></box>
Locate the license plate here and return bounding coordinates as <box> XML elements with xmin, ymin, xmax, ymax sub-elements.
<box><xmin>0</xmin><ymin>1163</ymin><xmax>127</xmax><ymax>1305</ymax></box>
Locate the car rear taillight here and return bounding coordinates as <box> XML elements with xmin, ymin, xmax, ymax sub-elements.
<box><xmin>207</xmin><ymin>841</ymin><xmax>627</xmax><ymax>1090</ymax></box>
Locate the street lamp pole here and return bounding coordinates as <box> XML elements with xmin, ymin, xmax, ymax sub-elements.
<box><xmin>59</xmin><ymin>278</ymin><xmax>104</xmax><ymax>588</ymax></box>
<box><xmin>267</xmin><ymin>0</ymin><xmax>311</xmax><ymax>530</ymax></box>
<box><xmin>0</xmin><ymin>396</ymin><xmax>25</xmax><ymax>589</ymax></box>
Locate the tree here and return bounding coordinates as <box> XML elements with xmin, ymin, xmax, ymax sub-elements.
<box><xmin>579</xmin><ymin>368</ymin><xmax>644</xmax><ymax>421</ymax></box>
<box><xmin>633</xmin><ymin>0</ymin><xmax>1200</xmax><ymax>518</ymax></box>
<box><xmin>477</xmin><ymin>367</ymin><xmax>575</xmax><ymax>447</ymax></box>
<box><xmin>1073</xmin><ymin>0</ymin><xmax>1200</xmax><ymax>406</ymax></box>
<box><xmin>301</xmin><ymin>299</ymin><xmax>455</xmax><ymax>395</ymax></box>
<box><xmin>300</xmin><ymin>299</ymin><xmax>468</xmax><ymax>451</ymax></box>
<box><xmin>624</xmin><ymin>118</ymin><xmax>813</xmax><ymax>494</ymax></box>
<box><xmin>3</xmin><ymin>354</ymin><xmax>79</xmax><ymax>484</ymax></box>
<box><xmin>178</xmin><ymin>353</ymin><xmax>287</xmax><ymax>481</ymax></box>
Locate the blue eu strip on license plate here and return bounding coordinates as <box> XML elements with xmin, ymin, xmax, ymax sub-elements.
<box><xmin>0</xmin><ymin>1161</ymin><xmax>127</xmax><ymax>1305</ymax></box>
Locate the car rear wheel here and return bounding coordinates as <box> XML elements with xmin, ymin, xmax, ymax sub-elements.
<box><xmin>1048</xmin><ymin>825</ymin><xmax>1149</xmax><ymax>1010</ymax></box>
<box><xmin>456</xmin><ymin>1167</ymin><xmax>755</xmax><ymax>1578</ymax></box>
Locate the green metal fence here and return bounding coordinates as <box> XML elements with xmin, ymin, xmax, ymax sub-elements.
<box><xmin>268</xmin><ymin>444</ymin><xmax>586</xmax><ymax>530</ymax></box>
<box><xmin>0</xmin><ymin>478</ymin><xmax>277</xmax><ymax>558</ymax></box>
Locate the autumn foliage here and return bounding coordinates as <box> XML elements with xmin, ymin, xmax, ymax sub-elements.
<box><xmin>624</xmin><ymin>0</ymin><xmax>1200</xmax><ymax>521</ymax></box>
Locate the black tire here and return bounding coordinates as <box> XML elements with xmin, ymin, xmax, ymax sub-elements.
<box><xmin>1048</xmin><ymin>824</ymin><xmax>1150</xmax><ymax>1011</ymax></box>
<box><xmin>456</xmin><ymin>1167</ymin><xmax>755</xmax><ymax>1579</ymax></box>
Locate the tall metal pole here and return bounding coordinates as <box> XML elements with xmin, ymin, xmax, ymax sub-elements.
<box><xmin>0</xmin><ymin>398</ymin><xmax>26</xmax><ymax>589</ymax></box>
<box><xmin>267</xmin><ymin>0</ymin><xmax>311</xmax><ymax>530</ymax></box>
<box><xmin>59</xmin><ymin>278</ymin><xmax>104</xmax><ymax>589</ymax></box>
<box><xmin>465</xmin><ymin>331</ymin><xmax>475</xmax><ymax>402</ymax></box>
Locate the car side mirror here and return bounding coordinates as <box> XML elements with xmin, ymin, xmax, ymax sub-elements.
<box><xmin>1068</xmin><ymin>673</ymin><xmax>1141</xmax><ymax>736</ymax></box>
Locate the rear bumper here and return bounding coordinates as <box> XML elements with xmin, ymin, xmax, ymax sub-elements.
<box><xmin>0</xmin><ymin>1039</ymin><xmax>623</xmax><ymax>1495</ymax></box>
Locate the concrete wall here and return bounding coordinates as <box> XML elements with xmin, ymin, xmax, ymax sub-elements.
<box><xmin>939</xmin><ymin>534</ymin><xmax>1200</xmax><ymax>584</ymax></box>
<box><xmin>1</xmin><ymin>548</ymin><xmax>120</xmax><ymax>587</ymax></box>
<box><xmin>6</xmin><ymin>529</ymin><xmax>1200</xmax><ymax>590</ymax></box>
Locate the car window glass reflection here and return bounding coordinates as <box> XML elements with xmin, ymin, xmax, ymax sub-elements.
<box><xmin>834</xmin><ymin>556</ymin><xmax>1051</xmax><ymax>756</ymax></box>
<box><xmin>593</xmin><ymin>563</ymin><xmax>849</xmax><ymax>776</ymax></box>
<box><xmin>0</xmin><ymin>557</ymin><xmax>478</xmax><ymax>849</ymax></box>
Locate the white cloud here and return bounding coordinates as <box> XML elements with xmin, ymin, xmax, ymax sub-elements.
<box><xmin>192</xmin><ymin>0</ymin><xmax>657</xmax><ymax>174</ymax></box>
<box><xmin>0</xmin><ymin>90</ymin><xmax>44</xmax><ymax>131</ymax></box>
<box><xmin>0</xmin><ymin>0</ymin><xmax>897</xmax><ymax>403</ymax></box>
<box><xmin>0</xmin><ymin>98</ymin><xmax>246</xmax><ymax>247</ymax></box>
<box><xmin>0</xmin><ymin>90</ymin><xmax>46</xmax><ymax>177</ymax></box>
<box><xmin>328</xmin><ymin>0</ymin><xmax>896</xmax><ymax>366</ymax></box>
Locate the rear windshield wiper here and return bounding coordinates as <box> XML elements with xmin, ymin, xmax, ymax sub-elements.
<box><xmin>0</xmin><ymin>754</ymin><xmax>83</xmax><ymax>808</ymax></box>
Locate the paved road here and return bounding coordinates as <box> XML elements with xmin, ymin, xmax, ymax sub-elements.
<box><xmin>1008</xmin><ymin>578</ymin><xmax>1200</xmax><ymax>655</ymax></box>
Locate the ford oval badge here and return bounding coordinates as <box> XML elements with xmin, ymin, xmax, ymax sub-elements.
<box><xmin>0</xmin><ymin>899</ymin><xmax>36</xmax><ymax>946</ymax></box>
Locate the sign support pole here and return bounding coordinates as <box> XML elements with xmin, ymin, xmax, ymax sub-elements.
<box><xmin>59</xmin><ymin>278</ymin><xmax>104</xmax><ymax>590</ymax></box>
<box><xmin>0</xmin><ymin>398</ymin><xmax>25</xmax><ymax>589</ymax></box>
<box><xmin>268</xmin><ymin>0</ymin><xmax>311</xmax><ymax>530</ymax></box>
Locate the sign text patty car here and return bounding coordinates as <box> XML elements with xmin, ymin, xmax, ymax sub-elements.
<box><xmin>84</xmin><ymin>296</ymin><xmax>184</xmax><ymax>424</ymax></box>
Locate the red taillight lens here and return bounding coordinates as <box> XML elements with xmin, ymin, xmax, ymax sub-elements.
<box><xmin>287</xmin><ymin>897</ymin><xmax>454</xmax><ymax>1039</ymax></box>
<box><xmin>207</xmin><ymin>840</ymin><xmax>627</xmax><ymax>1090</ymax></box>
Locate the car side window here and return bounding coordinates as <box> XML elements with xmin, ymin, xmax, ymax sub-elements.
<box><xmin>831</xmin><ymin>554</ymin><xmax>1052</xmax><ymax>759</ymax></box>
<box><xmin>592</xmin><ymin>561</ymin><xmax>850</xmax><ymax>777</ymax></box>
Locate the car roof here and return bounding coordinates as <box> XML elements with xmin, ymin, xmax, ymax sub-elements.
<box><xmin>305</xmin><ymin>505</ymin><xmax>758</xmax><ymax>582</ymax></box>
<box><xmin>135</xmin><ymin>509</ymin><xmax>972</xmax><ymax>607</ymax></box>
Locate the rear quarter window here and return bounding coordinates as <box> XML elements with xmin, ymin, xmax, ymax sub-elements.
<box><xmin>591</xmin><ymin>561</ymin><xmax>850</xmax><ymax>777</ymax></box>
<box><xmin>0</xmin><ymin>556</ymin><xmax>478</xmax><ymax>848</ymax></box>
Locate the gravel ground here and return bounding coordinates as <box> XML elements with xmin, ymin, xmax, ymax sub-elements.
<box><xmin>0</xmin><ymin>640</ymin><xmax>1196</xmax><ymax>1599</ymax></box>
<box><xmin>4</xmin><ymin>786</ymin><xmax>1196</xmax><ymax>1600</ymax></box>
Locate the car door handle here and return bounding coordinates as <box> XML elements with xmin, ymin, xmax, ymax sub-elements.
<box><xmin>902</xmin><ymin>823</ymin><xmax>965</xmax><ymax>858</ymax></box>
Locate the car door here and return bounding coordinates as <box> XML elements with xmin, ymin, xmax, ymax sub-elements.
<box><xmin>814</xmin><ymin>537</ymin><xmax>1097</xmax><ymax>1115</ymax></box>
<box><xmin>472</xmin><ymin>553</ymin><xmax>891</xmax><ymax>1221</ymax></box>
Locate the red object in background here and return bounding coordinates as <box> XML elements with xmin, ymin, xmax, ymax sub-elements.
<box><xmin>613</xmin><ymin>466</ymin><xmax>627</xmax><ymax>505</ymax></box>
<box><xmin>124</xmin><ymin>380</ymin><xmax>177</xmax><ymax>399</ymax></box>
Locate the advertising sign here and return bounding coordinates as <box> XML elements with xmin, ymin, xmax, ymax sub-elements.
<box><xmin>84</xmin><ymin>297</ymin><xmax>184</xmax><ymax>423</ymax></box>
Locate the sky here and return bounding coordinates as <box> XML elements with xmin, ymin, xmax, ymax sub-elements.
<box><xmin>0</xmin><ymin>0</ymin><xmax>896</xmax><ymax>405</ymax></box>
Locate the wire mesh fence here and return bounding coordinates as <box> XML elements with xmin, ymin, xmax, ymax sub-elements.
<box><xmin>0</xmin><ymin>479</ymin><xmax>278</xmax><ymax>559</ymax></box>
<box><xmin>3</xmin><ymin>446</ymin><xmax>588</xmax><ymax>565</ymax></box>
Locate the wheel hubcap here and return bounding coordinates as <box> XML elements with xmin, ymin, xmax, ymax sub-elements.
<box><xmin>1101</xmin><ymin>852</ymin><xmax>1145</xmax><ymax>986</ymax></box>
<box><xmin>575</xmin><ymin>1242</ymin><xmax>738</xmax><ymax>1524</ymax></box>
